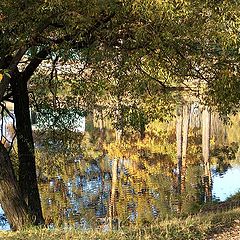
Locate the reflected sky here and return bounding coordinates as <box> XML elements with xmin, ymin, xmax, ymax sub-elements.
<box><xmin>212</xmin><ymin>165</ymin><xmax>240</xmax><ymax>201</ymax></box>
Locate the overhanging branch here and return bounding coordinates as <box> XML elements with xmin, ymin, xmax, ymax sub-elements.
<box><xmin>0</xmin><ymin>47</ymin><xmax>28</xmax><ymax>102</ymax></box>
<box><xmin>22</xmin><ymin>48</ymin><xmax>49</xmax><ymax>82</ymax></box>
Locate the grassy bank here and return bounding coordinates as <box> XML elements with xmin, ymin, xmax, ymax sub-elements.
<box><xmin>0</xmin><ymin>207</ymin><xmax>240</xmax><ymax>240</ymax></box>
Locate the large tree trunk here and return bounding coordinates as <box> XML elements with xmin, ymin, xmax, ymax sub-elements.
<box><xmin>11</xmin><ymin>75</ymin><xmax>44</xmax><ymax>225</ymax></box>
<box><xmin>202</xmin><ymin>107</ymin><xmax>212</xmax><ymax>202</ymax></box>
<box><xmin>0</xmin><ymin>142</ymin><xmax>30</xmax><ymax>230</ymax></box>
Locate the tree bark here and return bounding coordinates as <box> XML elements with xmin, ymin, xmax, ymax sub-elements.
<box><xmin>11</xmin><ymin>74</ymin><xmax>44</xmax><ymax>225</ymax></box>
<box><xmin>0</xmin><ymin>142</ymin><xmax>29</xmax><ymax>230</ymax></box>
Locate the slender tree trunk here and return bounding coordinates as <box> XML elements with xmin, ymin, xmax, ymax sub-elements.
<box><xmin>99</xmin><ymin>108</ymin><xmax>106</xmax><ymax>142</ymax></box>
<box><xmin>115</xmin><ymin>108</ymin><xmax>123</xmax><ymax>143</ymax></box>
<box><xmin>139</xmin><ymin>112</ymin><xmax>146</xmax><ymax>140</ymax></box>
<box><xmin>181</xmin><ymin>104</ymin><xmax>191</xmax><ymax>193</ymax></box>
<box><xmin>11</xmin><ymin>75</ymin><xmax>44</xmax><ymax>225</ymax></box>
<box><xmin>202</xmin><ymin>107</ymin><xmax>212</xmax><ymax>202</ymax></box>
<box><xmin>0</xmin><ymin>142</ymin><xmax>30</xmax><ymax>230</ymax></box>
<box><xmin>115</xmin><ymin>129</ymin><xmax>122</xmax><ymax>143</ymax></box>
<box><xmin>176</xmin><ymin>105</ymin><xmax>183</xmax><ymax>212</ymax></box>
<box><xmin>85</xmin><ymin>112</ymin><xmax>94</xmax><ymax>132</ymax></box>
<box><xmin>109</xmin><ymin>158</ymin><xmax>118</xmax><ymax>230</ymax></box>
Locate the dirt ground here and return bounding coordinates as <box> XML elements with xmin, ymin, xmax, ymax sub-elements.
<box><xmin>207</xmin><ymin>220</ymin><xmax>240</xmax><ymax>240</ymax></box>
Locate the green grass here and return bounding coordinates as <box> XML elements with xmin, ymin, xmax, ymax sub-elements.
<box><xmin>0</xmin><ymin>207</ymin><xmax>240</xmax><ymax>240</ymax></box>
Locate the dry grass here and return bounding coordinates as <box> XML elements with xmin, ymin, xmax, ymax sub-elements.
<box><xmin>0</xmin><ymin>208</ymin><xmax>240</xmax><ymax>240</ymax></box>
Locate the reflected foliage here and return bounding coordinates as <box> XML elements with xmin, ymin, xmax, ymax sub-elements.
<box><xmin>31</xmin><ymin>113</ymin><xmax>240</xmax><ymax>229</ymax></box>
<box><xmin>211</xmin><ymin>142</ymin><xmax>239</xmax><ymax>176</ymax></box>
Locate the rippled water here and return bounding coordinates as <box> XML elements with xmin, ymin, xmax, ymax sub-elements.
<box><xmin>1</xmin><ymin>112</ymin><xmax>240</xmax><ymax>230</ymax></box>
<box><xmin>0</xmin><ymin>157</ymin><xmax>240</xmax><ymax>231</ymax></box>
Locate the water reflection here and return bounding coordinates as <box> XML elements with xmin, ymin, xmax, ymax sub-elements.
<box><xmin>0</xmin><ymin>208</ymin><xmax>9</xmax><ymax>230</ymax></box>
<box><xmin>212</xmin><ymin>164</ymin><xmax>240</xmax><ymax>201</ymax></box>
<box><xmin>0</xmin><ymin>157</ymin><xmax>239</xmax><ymax>231</ymax></box>
<box><xmin>40</xmin><ymin>159</ymin><xmax>111</xmax><ymax>229</ymax></box>
<box><xmin>1</xmin><ymin>112</ymin><xmax>240</xmax><ymax>230</ymax></box>
<box><xmin>38</xmin><ymin>159</ymin><xmax>203</xmax><ymax>229</ymax></box>
<box><xmin>36</xmin><ymin>155</ymin><xmax>240</xmax><ymax>230</ymax></box>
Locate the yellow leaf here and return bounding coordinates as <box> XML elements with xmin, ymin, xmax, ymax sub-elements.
<box><xmin>0</xmin><ymin>74</ymin><xmax>3</xmax><ymax>81</ymax></box>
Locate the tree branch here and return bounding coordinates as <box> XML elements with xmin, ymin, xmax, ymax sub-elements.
<box><xmin>41</xmin><ymin>12</ymin><xmax>115</xmax><ymax>50</ymax></box>
<box><xmin>22</xmin><ymin>48</ymin><xmax>49</xmax><ymax>82</ymax></box>
<box><xmin>0</xmin><ymin>47</ymin><xmax>28</xmax><ymax>102</ymax></box>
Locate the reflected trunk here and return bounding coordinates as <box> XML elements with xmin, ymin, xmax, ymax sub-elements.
<box><xmin>202</xmin><ymin>107</ymin><xmax>212</xmax><ymax>202</ymax></box>
<box><xmin>181</xmin><ymin>104</ymin><xmax>191</xmax><ymax>193</ymax></box>
<box><xmin>109</xmin><ymin>158</ymin><xmax>119</xmax><ymax>230</ymax></box>
<box><xmin>176</xmin><ymin>104</ymin><xmax>191</xmax><ymax>212</ymax></box>
<box><xmin>176</xmin><ymin>105</ymin><xmax>183</xmax><ymax>198</ymax></box>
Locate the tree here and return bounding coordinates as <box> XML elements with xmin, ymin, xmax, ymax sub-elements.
<box><xmin>0</xmin><ymin>0</ymin><xmax>123</xmax><ymax>229</ymax></box>
<box><xmin>1</xmin><ymin>0</ymin><xmax>240</xmax><ymax>229</ymax></box>
<box><xmin>11</xmin><ymin>72</ymin><xmax>44</xmax><ymax>224</ymax></box>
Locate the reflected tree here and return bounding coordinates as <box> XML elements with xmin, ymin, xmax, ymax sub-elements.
<box><xmin>176</xmin><ymin>103</ymin><xmax>191</xmax><ymax>211</ymax></box>
<box><xmin>202</xmin><ymin>107</ymin><xmax>212</xmax><ymax>202</ymax></box>
<box><xmin>109</xmin><ymin>158</ymin><xmax>119</xmax><ymax>230</ymax></box>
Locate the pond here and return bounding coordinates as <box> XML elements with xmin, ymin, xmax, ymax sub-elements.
<box><xmin>0</xmin><ymin>113</ymin><xmax>240</xmax><ymax>231</ymax></box>
<box><xmin>1</xmin><ymin>157</ymin><xmax>240</xmax><ymax>231</ymax></box>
